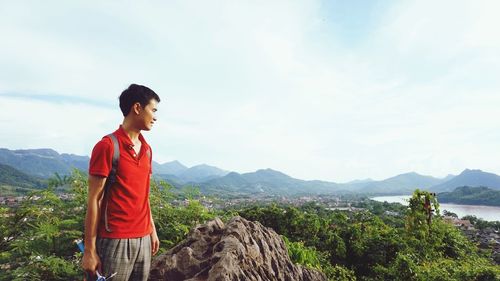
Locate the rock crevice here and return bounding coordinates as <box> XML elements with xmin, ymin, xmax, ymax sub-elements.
<box><xmin>149</xmin><ymin>216</ymin><xmax>327</xmax><ymax>281</ymax></box>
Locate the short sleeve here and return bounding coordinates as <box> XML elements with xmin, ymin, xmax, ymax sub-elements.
<box><xmin>89</xmin><ymin>137</ymin><xmax>113</xmax><ymax>177</ymax></box>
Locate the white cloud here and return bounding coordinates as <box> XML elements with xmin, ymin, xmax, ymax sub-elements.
<box><xmin>1</xmin><ymin>1</ymin><xmax>500</xmax><ymax>182</ymax></box>
<box><xmin>0</xmin><ymin>96</ymin><xmax>119</xmax><ymax>155</ymax></box>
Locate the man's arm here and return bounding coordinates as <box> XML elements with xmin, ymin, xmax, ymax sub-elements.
<box><xmin>150</xmin><ymin>209</ymin><xmax>160</xmax><ymax>255</ymax></box>
<box><xmin>82</xmin><ymin>175</ymin><xmax>107</xmax><ymax>275</ymax></box>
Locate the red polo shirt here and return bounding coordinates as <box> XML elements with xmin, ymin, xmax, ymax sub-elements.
<box><xmin>89</xmin><ymin>125</ymin><xmax>153</xmax><ymax>238</ymax></box>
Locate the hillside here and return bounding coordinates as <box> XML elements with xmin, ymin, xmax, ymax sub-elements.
<box><xmin>201</xmin><ymin>168</ymin><xmax>340</xmax><ymax>195</ymax></box>
<box><xmin>0</xmin><ymin>148</ymin><xmax>88</xmax><ymax>178</ymax></box>
<box><xmin>431</xmin><ymin>169</ymin><xmax>500</xmax><ymax>192</ymax></box>
<box><xmin>0</xmin><ymin>148</ymin><xmax>229</xmax><ymax>185</ymax></box>
<box><xmin>0</xmin><ymin>164</ymin><xmax>46</xmax><ymax>195</ymax></box>
<box><xmin>0</xmin><ymin>163</ymin><xmax>45</xmax><ymax>188</ymax></box>
<box><xmin>4</xmin><ymin>148</ymin><xmax>500</xmax><ymax>198</ymax></box>
<box><xmin>176</xmin><ymin>164</ymin><xmax>229</xmax><ymax>183</ymax></box>
<box><xmin>346</xmin><ymin>172</ymin><xmax>446</xmax><ymax>194</ymax></box>
<box><xmin>438</xmin><ymin>186</ymin><xmax>500</xmax><ymax>207</ymax></box>
<box><xmin>153</xmin><ymin>160</ymin><xmax>188</xmax><ymax>175</ymax></box>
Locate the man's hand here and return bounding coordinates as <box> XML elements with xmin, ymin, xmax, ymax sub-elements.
<box><xmin>83</xmin><ymin>175</ymin><xmax>106</xmax><ymax>279</ymax></box>
<box><xmin>82</xmin><ymin>249</ymin><xmax>101</xmax><ymax>277</ymax></box>
<box><xmin>151</xmin><ymin>230</ymin><xmax>160</xmax><ymax>255</ymax></box>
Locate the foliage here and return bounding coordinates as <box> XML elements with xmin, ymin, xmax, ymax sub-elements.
<box><xmin>0</xmin><ymin>185</ymin><xmax>36</xmax><ymax>196</ymax></box>
<box><xmin>149</xmin><ymin>180</ymin><xmax>217</xmax><ymax>250</ymax></box>
<box><xmin>283</xmin><ymin>235</ymin><xmax>356</xmax><ymax>281</ymax></box>
<box><xmin>283</xmin><ymin>235</ymin><xmax>324</xmax><ymax>269</ymax></box>
<box><xmin>442</xmin><ymin>209</ymin><xmax>458</xmax><ymax>218</ymax></box>
<box><xmin>0</xmin><ymin>171</ymin><xmax>218</xmax><ymax>280</ymax></box>
<box><xmin>47</xmin><ymin>172</ymin><xmax>72</xmax><ymax>190</ymax></box>
<box><xmin>0</xmin><ymin>169</ymin><xmax>86</xmax><ymax>281</ymax></box>
<box><xmin>461</xmin><ymin>215</ymin><xmax>500</xmax><ymax>231</ymax></box>
<box><xmin>405</xmin><ymin>189</ymin><xmax>439</xmax><ymax>239</ymax></box>
<box><xmin>235</xmin><ymin>192</ymin><xmax>499</xmax><ymax>281</ymax></box>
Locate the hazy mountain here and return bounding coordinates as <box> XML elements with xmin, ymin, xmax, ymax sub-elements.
<box><xmin>441</xmin><ymin>174</ymin><xmax>456</xmax><ymax>182</ymax></box>
<box><xmin>431</xmin><ymin>169</ymin><xmax>500</xmax><ymax>192</ymax></box>
<box><xmin>345</xmin><ymin>178</ymin><xmax>374</xmax><ymax>184</ymax></box>
<box><xmin>348</xmin><ymin>172</ymin><xmax>444</xmax><ymax>194</ymax></box>
<box><xmin>153</xmin><ymin>160</ymin><xmax>188</xmax><ymax>175</ymax></box>
<box><xmin>176</xmin><ymin>164</ymin><xmax>230</xmax><ymax>183</ymax></box>
<box><xmin>4</xmin><ymin>148</ymin><xmax>500</xmax><ymax>197</ymax></box>
<box><xmin>0</xmin><ymin>148</ymin><xmax>88</xmax><ymax>178</ymax></box>
<box><xmin>154</xmin><ymin>163</ymin><xmax>230</xmax><ymax>186</ymax></box>
<box><xmin>243</xmin><ymin>168</ymin><xmax>294</xmax><ymax>183</ymax></box>
<box><xmin>0</xmin><ymin>163</ymin><xmax>45</xmax><ymax>189</ymax></box>
<box><xmin>0</xmin><ymin>148</ymin><xmax>228</xmax><ymax>184</ymax></box>
<box><xmin>199</xmin><ymin>171</ymin><xmax>251</xmax><ymax>194</ymax></box>
<box><xmin>201</xmin><ymin>168</ymin><xmax>340</xmax><ymax>195</ymax></box>
<box><xmin>152</xmin><ymin>173</ymin><xmax>185</xmax><ymax>189</ymax></box>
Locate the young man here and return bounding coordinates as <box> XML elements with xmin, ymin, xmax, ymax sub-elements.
<box><xmin>82</xmin><ymin>84</ymin><xmax>160</xmax><ymax>281</ymax></box>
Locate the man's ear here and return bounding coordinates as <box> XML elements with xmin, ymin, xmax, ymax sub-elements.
<box><xmin>132</xmin><ymin>102</ymin><xmax>142</xmax><ymax>115</ymax></box>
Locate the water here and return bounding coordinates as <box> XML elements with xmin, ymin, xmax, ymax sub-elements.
<box><xmin>371</xmin><ymin>195</ymin><xmax>500</xmax><ymax>221</ymax></box>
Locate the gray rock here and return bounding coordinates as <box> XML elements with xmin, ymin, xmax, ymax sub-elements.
<box><xmin>149</xmin><ymin>216</ymin><xmax>327</xmax><ymax>281</ymax></box>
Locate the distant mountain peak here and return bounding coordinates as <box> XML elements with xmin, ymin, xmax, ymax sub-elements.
<box><xmin>163</xmin><ymin>160</ymin><xmax>186</xmax><ymax>167</ymax></box>
<box><xmin>398</xmin><ymin>171</ymin><xmax>425</xmax><ymax>177</ymax></box>
<box><xmin>171</xmin><ymin>163</ymin><xmax>230</xmax><ymax>183</ymax></box>
<box><xmin>390</xmin><ymin>171</ymin><xmax>430</xmax><ymax>179</ymax></box>
<box><xmin>461</xmin><ymin>169</ymin><xmax>483</xmax><ymax>174</ymax></box>
<box><xmin>13</xmin><ymin>148</ymin><xmax>60</xmax><ymax>157</ymax></box>
<box><xmin>258</xmin><ymin>168</ymin><xmax>282</xmax><ymax>173</ymax></box>
<box><xmin>153</xmin><ymin>160</ymin><xmax>188</xmax><ymax>175</ymax></box>
<box><xmin>431</xmin><ymin>169</ymin><xmax>500</xmax><ymax>192</ymax></box>
<box><xmin>191</xmin><ymin>163</ymin><xmax>216</xmax><ymax>169</ymax></box>
<box><xmin>346</xmin><ymin>178</ymin><xmax>373</xmax><ymax>184</ymax></box>
<box><xmin>254</xmin><ymin>168</ymin><xmax>291</xmax><ymax>177</ymax></box>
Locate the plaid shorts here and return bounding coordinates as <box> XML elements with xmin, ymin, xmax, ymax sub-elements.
<box><xmin>97</xmin><ymin>235</ymin><xmax>151</xmax><ymax>281</ymax></box>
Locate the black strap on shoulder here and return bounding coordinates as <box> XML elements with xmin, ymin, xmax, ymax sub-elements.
<box><xmin>103</xmin><ymin>133</ymin><xmax>119</xmax><ymax>233</ymax></box>
<box><xmin>105</xmin><ymin>133</ymin><xmax>120</xmax><ymax>190</ymax></box>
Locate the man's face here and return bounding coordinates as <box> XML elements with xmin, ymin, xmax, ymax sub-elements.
<box><xmin>138</xmin><ymin>99</ymin><xmax>158</xmax><ymax>131</ymax></box>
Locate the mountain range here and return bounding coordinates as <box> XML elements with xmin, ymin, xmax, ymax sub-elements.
<box><xmin>345</xmin><ymin>172</ymin><xmax>448</xmax><ymax>194</ymax></box>
<box><xmin>431</xmin><ymin>169</ymin><xmax>500</xmax><ymax>192</ymax></box>
<box><xmin>0</xmin><ymin>148</ymin><xmax>88</xmax><ymax>178</ymax></box>
<box><xmin>1</xmin><ymin>148</ymin><xmax>500</xmax><ymax>196</ymax></box>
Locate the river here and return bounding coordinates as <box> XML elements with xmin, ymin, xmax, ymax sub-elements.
<box><xmin>371</xmin><ymin>195</ymin><xmax>500</xmax><ymax>221</ymax></box>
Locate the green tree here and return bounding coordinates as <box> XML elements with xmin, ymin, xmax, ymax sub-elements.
<box><xmin>149</xmin><ymin>179</ymin><xmax>216</xmax><ymax>250</ymax></box>
<box><xmin>0</xmin><ymin>170</ymin><xmax>86</xmax><ymax>281</ymax></box>
<box><xmin>405</xmin><ymin>189</ymin><xmax>439</xmax><ymax>239</ymax></box>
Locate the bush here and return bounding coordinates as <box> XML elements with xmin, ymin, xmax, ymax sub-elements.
<box><xmin>283</xmin><ymin>235</ymin><xmax>356</xmax><ymax>281</ymax></box>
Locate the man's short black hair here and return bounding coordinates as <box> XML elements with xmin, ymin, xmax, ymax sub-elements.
<box><xmin>119</xmin><ymin>84</ymin><xmax>160</xmax><ymax>117</ymax></box>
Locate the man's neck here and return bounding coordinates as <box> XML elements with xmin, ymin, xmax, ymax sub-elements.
<box><xmin>121</xmin><ymin>120</ymin><xmax>141</xmax><ymax>142</ymax></box>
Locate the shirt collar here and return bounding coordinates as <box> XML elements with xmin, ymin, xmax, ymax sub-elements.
<box><xmin>114</xmin><ymin>125</ymin><xmax>148</xmax><ymax>146</ymax></box>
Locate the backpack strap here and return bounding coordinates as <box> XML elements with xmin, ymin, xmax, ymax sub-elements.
<box><xmin>105</xmin><ymin>133</ymin><xmax>120</xmax><ymax>190</ymax></box>
<box><xmin>103</xmin><ymin>133</ymin><xmax>119</xmax><ymax>233</ymax></box>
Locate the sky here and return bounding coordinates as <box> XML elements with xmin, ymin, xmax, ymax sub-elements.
<box><xmin>1</xmin><ymin>0</ymin><xmax>499</xmax><ymax>183</ymax></box>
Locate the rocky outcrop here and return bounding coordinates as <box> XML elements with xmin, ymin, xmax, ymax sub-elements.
<box><xmin>149</xmin><ymin>216</ymin><xmax>327</xmax><ymax>281</ymax></box>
